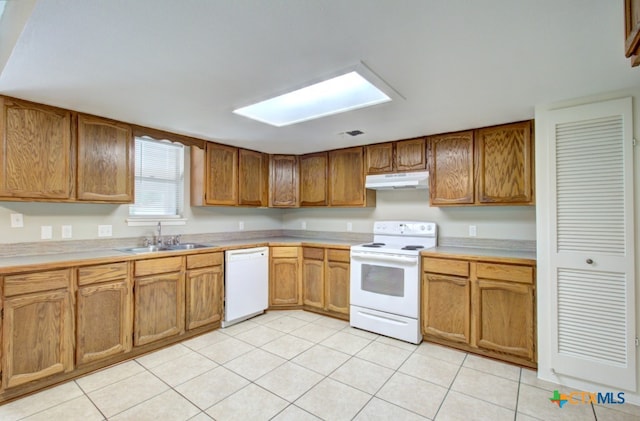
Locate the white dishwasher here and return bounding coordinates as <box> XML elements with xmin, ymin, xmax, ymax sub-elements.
<box><xmin>222</xmin><ymin>247</ymin><xmax>269</xmax><ymax>327</ymax></box>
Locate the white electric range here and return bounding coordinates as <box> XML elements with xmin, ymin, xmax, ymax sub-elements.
<box><xmin>350</xmin><ymin>220</ymin><xmax>437</xmax><ymax>344</ymax></box>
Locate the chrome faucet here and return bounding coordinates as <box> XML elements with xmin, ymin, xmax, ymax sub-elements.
<box><xmin>156</xmin><ymin>221</ymin><xmax>163</xmax><ymax>246</ymax></box>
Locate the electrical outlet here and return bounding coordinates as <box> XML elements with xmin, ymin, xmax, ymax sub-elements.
<box><xmin>301</xmin><ymin>221</ymin><xmax>307</xmax><ymax>230</ymax></box>
<box><xmin>98</xmin><ymin>224</ymin><xmax>112</xmax><ymax>237</ymax></box>
<box><xmin>347</xmin><ymin>222</ymin><xmax>353</xmax><ymax>232</ymax></box>
<box><xmin>469</xmin><ymin>225</ymin><xmax>477</xmax><ymax>237</ymax></box>
<box><xmin>61</xmin><ymin>225</ymin><xmax>72</xmax><ymax>239</ymax></box>
<box><xmin>10</xmin><ymin>213</ymin><xmax>23</xmax><ymax>228</ymax></box>
<box><xmin>238</xmin><ymin>221</ymin><xmax>245</xmax><ymax>231</ymax></box>
<box><xmin>41</xmin><ymin>225</ymin><xmax>53</xmax><ymax>240</ymax></box>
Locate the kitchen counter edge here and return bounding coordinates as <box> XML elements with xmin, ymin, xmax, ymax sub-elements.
<box><xmin>421</xmin><ymin>246</ymin><xmax>536</xmax><ymax>265</ymax></box>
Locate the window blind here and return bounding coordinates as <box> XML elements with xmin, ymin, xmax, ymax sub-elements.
<box><xmin>129</xmin><ymin>137</ymin><xmax>184</xmax><ymax>217</ymax></box>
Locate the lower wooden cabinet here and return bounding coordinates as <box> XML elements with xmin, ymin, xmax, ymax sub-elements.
<box><xmin>301</xmin><ymin>247</ymin><xmax>350</xmax><ymax>319</ymax></box>
<box><xmin>76</xmin><ymin>262</ymin><xmax>132</xmax><ymax>365</ymax></box>
<box><xmin>422</xmin><ymin>255</ymin><xmax>536</xmax><ymax>367</ymax></box>
<box><xmin>2</xmin><ymin>269</ymin><xmax>74</xmax><ymax>389</ymax></box>
<box><xmin>270</xmin><ymin>247</ymin><xmax>301</xmax><ymax>307</ymax></box>
<box><xmin>185</xmin><ymin>252</ymin><xmax>224</xmax><ymax>330</ymax></box>
<box><xmin>133</xmin><ymin>256</ymin><xmax>185</xmax><ymax>346</ymax></box>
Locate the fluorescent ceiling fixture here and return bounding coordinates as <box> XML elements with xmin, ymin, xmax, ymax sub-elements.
<box><xmin>233</xmin><ymin>65</ymin><xmax>395</xmax><ymax>127</ymax></box>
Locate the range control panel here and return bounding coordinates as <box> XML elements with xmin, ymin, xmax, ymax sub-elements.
<box><xmin>373</xmin><ymin>221</ymin><xmax>437</xmax><ymax>237</ymax></box>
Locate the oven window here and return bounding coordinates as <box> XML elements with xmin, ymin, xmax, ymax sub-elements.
<box><xmin>361</xmin><ymin>264</ymin><xmax>405</xmax><ymax>297</ymax></box>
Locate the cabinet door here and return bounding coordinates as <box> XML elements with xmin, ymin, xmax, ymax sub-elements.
<box><xmin>238</xmin><ymin>149</ymin><xmax>268</xmax><ymax>206</ymax></box>
<box><xmin>270</xmin><ymin>256</ymin><xmax>300</xmax><ymax>306</ymax></box>
<box><xmin>422</xmin><ymin>273</ymin><xmax>470</xmax><ymax>344</ymax></box>
<box><xmin>325</xmin><ymin>259</ymin><xmax>349</xmax><ymax>315</ymax></box>
<box><xmin>476</xmin><ymin>121</ymin><xmax>533</xmax><ymax>205</ymax></box>
<box><xmin>76</xmin><ymin>279</ymin><xmax>132</xmax><ymax>365</ymax></box>
<box><xmin>2</xmin><ymin>288</ymin><xmax>74</xmax><ymax>389</ymax></box>
<box><xmin>302</xmin><ymin>248</ymin><xmax>325</xmax><ymax>309</ymax></box>
<box><xmin>270</xmin><ymin>155</ymin><xmax>299</xmax><ymax>207</ymax></box>
<box><xmin>0</xmin><ymin>97</ymin><xmax>73</xmax><ymax>199</ymax></box>
<box><xmin>329</xmin><ymin>147</ymin><xmax>366</xmax><ymax>206</ymax></box>
<box><xmin>77</xmin><ymin>114</ymin><xmax>134</xmax><ymax>202</ymax></box>
<box><xmin>428</xmin><ymin>131</ymin><xmax>474</xmax><ymax>205</ymax></box>
<box><xmin>474</xmin><ymin>279</ymin><xmax>534</xmax><ymax>361</ymax></box>
<box><xmin>625</xmin><ymin>0</ymin><xmax>640</xmax><ymax>65</ymax></box>
<box><xmin>300</xmin><ymin>152</ymin><xmax>328</xmax><ymax>206</ymax></box>
<box><xmin>396</xmin><ymin>138</ymin><xmax>426</xmax><ymax>172</ymax></box>
<box><xmin>186</xmin><ymin>265</ymin><xmax>223</xmax><ymax>330</ymax></box>
<box><xmin>365</xmin><ymin>142</ymin><xmax>394</xmax><ymax>174</ymax></box>
<box><xmin>134</xmin><ymin>271</ymin><xmax>185</xmax><ymax>346</ymax></box>
<box><xmin>205</xmin><ymin>143</ymin><xmax>238</xmax><ymax>205</ymax></box>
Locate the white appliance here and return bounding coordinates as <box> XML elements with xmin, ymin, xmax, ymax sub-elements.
<box><xmin>350</xmin><ymin>221</ymin><xmax>437</xmax><ymax>344</ymax></box>
<box><xmin>364</xmin><ymin>171</ymin><xmax>429</xmax><ymax>190</ymax></box>
<box><xmin>223</xmin><ymin>247</ymin><xmax>269</xmax><ymax>327</ymax></box>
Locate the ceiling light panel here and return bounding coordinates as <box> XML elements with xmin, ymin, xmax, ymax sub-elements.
<box><xmin>233</xmin><ymin>64</ymin><xmax>395</xmax><ymax>127</ymax></box>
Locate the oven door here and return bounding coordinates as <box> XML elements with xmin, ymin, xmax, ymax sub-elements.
<box><xmin>350</xmin><ymin>250</ymin><xmax>420</xmax><ymax>318</ymax></box>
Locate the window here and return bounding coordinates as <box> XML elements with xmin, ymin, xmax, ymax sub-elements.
<box><xmin>129</xmin><ymin>136</ymin><xmax>185</xmax><ymax>219</ymax></box>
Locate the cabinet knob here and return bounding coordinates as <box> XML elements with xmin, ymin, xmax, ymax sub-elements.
<box><xmin>586</xmin><ymin>258</ymin><xmax>594</xmax><ymax>264</ymax></box>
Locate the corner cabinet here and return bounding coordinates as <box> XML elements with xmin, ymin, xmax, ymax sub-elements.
<box><xmin>269</xmin><ymin>246</ymin><xmax>301</xmax><ymax>307</ymax></box>
<box><xmin>2</xmin><ymin>269</ymin><xmax>74</xmax><ymax>389</ymax></box>
<box><xmin>422</xmin><ymin>254</ymin><xmax>536</xmax><ymax>368</ymax></box>
<box><xmin>76</xmin><ymin>114</ymin><xmax>134</xmax><ymax>203</ymax></box>
<box><xmin>329</xmin><ymin>147</ymin><xmax>375</xmax><ymax>207</ymax></box>
<box><xmin>0</xmin><ymin>97</ymin><xmax>73</xmax><ymax>200</ymax></box>
<box><xmin>428</xmin><ymin>121</ymin><xmax>534</xmax><ymax>206</ymax></box>
<box><xmin>300</xmin><ymin>152</ymin><xmax>328</xmax><ymax>207</ymax></box>
<box><xmin>76</xmin><ymin>262</ymin><xmax>132</xmax><ymax>365</ymax></box>
<box><xmin>269</xmin><ymin>155</ymin><xmax>299</xmax><ymax>207</ymax></box>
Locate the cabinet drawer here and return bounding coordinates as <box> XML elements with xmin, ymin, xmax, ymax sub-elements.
<box><xmin>135</xmin><ymin>256</ymin><xmax>183</xmax><ymax>277</ymax></box>
<box><xmin>422</xmin><ymin>257</ymin><xmax>469</xmax><ymax>277</ymax></box>
<box><xmin>5</xmin><ymin>269</ymin><xmax>72</xmax><ymax>296</ymax></box>
<box><xmin>78</xmin><ymin>262</ymin><xmax>128</xmax><ymax>286</ymax></box>
<box><xmin>187</xmin><ymin>252</ymin><xmax>223</xmax><ymax>269</ymax></box>
<box><xmin>303</xmin><ymin>247</ymin><xmax>325</xmax><ymax>260</ymax></box>
<box><xmin>327</xmin><ymin>249</ymin><xmax>350</xmax><ymax>263</ymax></box>
<box><xmin>271</xmin><ymin>247</ymin><xmax>299</xmax><ymax>258</ymax></box>
<box><xmin>476</xmin><ymin>262</ymin><xmax>533</xmax><ymax>284</ymax></box>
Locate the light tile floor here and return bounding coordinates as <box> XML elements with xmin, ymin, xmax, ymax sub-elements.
<box><xmin>1</xmin><ymin>310</ymin><xmax>639</xmax><ymax>420</ymax></box>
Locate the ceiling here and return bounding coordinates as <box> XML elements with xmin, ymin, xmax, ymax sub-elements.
<box><xmin>0</xmin><ymin>0</ymin><xmax>638</xmax><ymax>154</ymax></box>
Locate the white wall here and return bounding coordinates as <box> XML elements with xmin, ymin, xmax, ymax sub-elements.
<box><xmin>535</xmin><ymin>86</ymin><xmax>640</xmax><ymax>403</ymax></box>
<box><xmin>282</xmin><ymin>189</ymin><xmax>536</xmax><ymax>241</ymax></box>
<box><xmin>0</xmin><ymin>147</ymin><xmax>282</xmax><ymax>244</ymax></box>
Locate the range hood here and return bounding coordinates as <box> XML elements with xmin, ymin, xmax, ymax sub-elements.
<box><xmin>365</xmin><ymin>171</ymin><xmax>429</xmax><ymax>190</ymax></box>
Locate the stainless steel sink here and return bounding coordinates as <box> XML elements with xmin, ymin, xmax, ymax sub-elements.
<box><xmin>117</xmin><ymin>243</ymin><xmax>213</xmax><ymax>254</ymax></box>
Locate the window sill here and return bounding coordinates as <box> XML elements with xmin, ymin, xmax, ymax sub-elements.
<box><xmin>126</xmin><ymin>217</ymin><xmax>188</xmax><ymax>227</ymax></box>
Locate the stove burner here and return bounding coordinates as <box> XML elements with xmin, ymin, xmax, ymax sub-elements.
<box><xmin>362</xmin><ymin>242</ymin><xmax>385</xmax><ymax>248</ymax></box>
<box><xmin>401</xmin><ymin>245</ymin><xmax>425</xmax><ymax>250</ymax></box>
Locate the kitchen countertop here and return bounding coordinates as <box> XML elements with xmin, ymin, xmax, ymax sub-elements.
<box><xmin>0</xmin><ymin>237</ymin><xmax>359</xmax><ymax>273</ymax></box>
<box><xmin>421</xmin><ymin>246</ymin><xmax>536</xmax><ymax>264</ymax></box>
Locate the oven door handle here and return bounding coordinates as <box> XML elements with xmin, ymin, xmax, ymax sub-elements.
<box><xmin>350</xmin><ymin>252</ymin><xmax>418</xmax><ymax>265</ymax></box>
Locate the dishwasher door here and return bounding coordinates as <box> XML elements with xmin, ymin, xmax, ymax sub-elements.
<box><xmin>223</xmin><ymin>247</ymin><xmax>269</xmax><ymax>327</ymax></box>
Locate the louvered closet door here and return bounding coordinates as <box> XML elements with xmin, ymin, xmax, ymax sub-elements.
<box><xmin>548</xmin><ymin>97</ymin><xmax>635</xmax><ymax>390</ymax></box>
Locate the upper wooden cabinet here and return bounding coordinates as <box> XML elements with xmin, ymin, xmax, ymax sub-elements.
<box><xmin>300</xmin><ymin>152</ymin><xmax>328</xmax><ymax>207</ymax></box>
<box><xmin>269</xmin><ymin>155</ymin><xmax>299</xmax><ymax>207</ymax></box>
<box><xmin>428</xmin><ymin>131</ymin><xmax>475</xmax><ymax>206</ymax></box>
<box><xmin>428</xmin><ymin>121</ymin><xmax>534</xmax><ymax>206</ymax></box>
<box><xmin>238</xmin><ymin>149</ymin><xmax>268</xmax><ymax>206</ymax></box>
<box><xmin>77</xmin><ymin>114</ymin><xmax>134</xmax><ymax>202</ymax></box>
<box><xmin>205</xmin><ymin>143</ymin><xmax>238</xmax><ymax>206</ymax></box>
<box><xmin>0</xmin><ymin>97</ymin><xmax>73</xmax><ymax>200</ymax></box>
<box><xmin>329</xmin><ymin>147</ymin><xmax>375</xmax><ymax>207</ymax></box>
<box><xmin>625</xmin><ymin>0</ymin><xmax>640</xmax><ymax>66</ymax></box>
<box><xmin>365</xmin><ymin>138</ymin><xmax>426</xmax><ymax>174</ymax></box>
<box><xmin>476</xmin><ymin>121</ymin><xmax>533</xmax><ymax>204</ymax></box>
